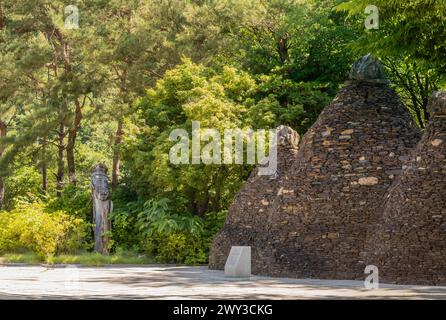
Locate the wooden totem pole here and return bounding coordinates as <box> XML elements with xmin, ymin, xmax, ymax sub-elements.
<box><xmin>91</xmin><ymin>164</ymin><xmax>113</xmax><ymax>254</ymax></box>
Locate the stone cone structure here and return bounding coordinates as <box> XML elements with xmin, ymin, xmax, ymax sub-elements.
<box><xmin>210</xmin><ymin>54</ymin><xmax>421</xmax><ymax>280</ymax></box>
<box><xmin>209</xmin><ymin>125</ymin><xmax>300</xmax><ymax>274</ymax></box>
<box><xmin>363</xmin><ymin>91</ymin><xmax>446</xmax><ymax>285</ymax></box>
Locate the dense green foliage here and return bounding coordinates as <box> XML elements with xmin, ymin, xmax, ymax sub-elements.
<box><xmin>0</xmin><ymin>0</ymin><xmax>442</xmax><ymax>263</ymax></box>
<box><xmin>338</xmin><ymin>0</ymin><xmax>446</xmax><ymax>127</ymax></box>
<box><xmin>0</xmin><ymin>201</ymin><xmax>89</xmax><ymax>256</ymax></box>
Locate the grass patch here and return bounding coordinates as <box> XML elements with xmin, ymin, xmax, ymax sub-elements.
<box><xmin>0</xmin><ymin>252</ymin><xmax>43</xmax><ymax>264</ymax></box>
<box><xmin>0</xmin><ymin>251</ymin><xmax>155</xmax><ymax>266</ymax></box>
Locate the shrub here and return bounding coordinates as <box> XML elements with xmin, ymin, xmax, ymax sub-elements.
<box><xmin>109</xmin><ymin>199</ymin><xmax>145</xmax><ymax>252</ymax></box>
<box><xmin>0</xmin><ymin>201</ymin><xmax>90</xmax><ymax>257</ymax></box>
<box><xmin>46</xmin><ymin>185</ymin><xmax>92</xmax><ymax>222</ymax></box>
<box><xmin>3</xmin><ymin>165</ymin><xmax>41</xmax><ymax>210</ymax></box>
<box><xmin>143</xmin><ymin>232</ymin><xmax>208</xmax><ymax>265</ymax></box>
<box><xmin>136</xmin><ymin>198</ymin><xmax>204</xmax><ymax>237</ymax></box>
<box><xmin>110</xmin><ymin>198</ymin><xmax>227</xmax><ymax>264</ymax></box>
<box><xmin>135</xmin><ymin>198</ymin><xmax>207</xmax><ymax>264</ymax></box>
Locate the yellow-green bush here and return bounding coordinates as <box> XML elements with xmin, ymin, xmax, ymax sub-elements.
<box><xmin>0</xmin><ymin>202</ymin><xmax>89</xmax><ymax>257</ymax></box>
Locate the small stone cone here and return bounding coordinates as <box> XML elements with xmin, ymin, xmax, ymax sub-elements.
<box><xmin>364</xmin><ymin>91</ymin><xmax>446</xmax><ymax>285</ymax></box>
<box><xmin>209</xmin><ymin>126</ymin><xmax>300</xmax><ymax>272</ymax></box>
<box><xmin>255</xmin><ymin>54</ymin><xmax>420</xmax><ymax>279</ymax></box>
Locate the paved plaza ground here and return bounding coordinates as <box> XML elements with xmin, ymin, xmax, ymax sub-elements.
<box><xmin>1</xmin><ymin>265</ymin><xmax>446</xmax><ymax>299</ymax></box>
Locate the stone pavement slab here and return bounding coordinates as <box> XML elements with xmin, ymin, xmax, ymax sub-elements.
<box><xmin>0</xmin><ymin>265</ymin><xmax>445</xmax><ymax>300</ymax></box>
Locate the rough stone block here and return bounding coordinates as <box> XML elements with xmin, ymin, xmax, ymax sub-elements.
<box><xmin>225</xmin><ymin>246</ymin><xmax>251</xmax><ymax>277</ymax></box>
<box><xmin>358</xmin><ymin>177</ymin><xmax>379</xmax><ymax>186</ymax></box>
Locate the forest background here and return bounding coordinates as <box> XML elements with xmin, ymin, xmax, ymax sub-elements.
<box><xmin>0</xmin><ymin>0</ymin><xmax>444</xmax><ymax>264</ymax></box>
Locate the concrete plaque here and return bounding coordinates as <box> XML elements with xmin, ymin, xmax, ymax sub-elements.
<box><xmin>224</xmin><ymin>246</ymin><xmax>251</xmax><ymax>277</ymax></box>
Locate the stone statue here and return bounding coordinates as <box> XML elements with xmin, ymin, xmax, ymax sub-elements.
<box><xmin>91</xmin><ymin>164</ymin><xmax>112</xmax><ymax>254</ymax></box>
<box><xmin>428</xmin><ymin>90</ymin><xmax>446</xmax><ymax>116</ymax></box>
<box><xmin>268</xmin><ymin>125</ymin><xmax>300</xmax><ymax>180</ymax></box>
<box><xmin>277</xmin><ymin>125</ymin><xmax>300</xmax><ymax>149</ymax></box>
<box><xmin>348</xmin><ymin>53</ymin><xmax>389</xmax><ymax>84</ymax></box>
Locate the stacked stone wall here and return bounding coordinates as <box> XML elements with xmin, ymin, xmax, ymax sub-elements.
<box><xmin>364</xmin><ymin>92</ymin><xmax>446</xmax><ymax>285</ymax></box>
<box><xmin>258</xmin><ymin>82</ymin><xmax>420</xmax><ymax>279</ymax></box>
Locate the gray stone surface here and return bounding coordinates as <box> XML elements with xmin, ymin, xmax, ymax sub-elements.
<box><xmin>1</xmin><ymin>265</ymin><xmax>446</xmax><ymax>299</ymax></box>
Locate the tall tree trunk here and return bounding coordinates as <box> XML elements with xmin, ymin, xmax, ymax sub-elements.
<box><xmin>56</xmin><ymin>123</ymin><xmax>66</xmax><ymax>197</ymax></box>
<box><xmin>66</xmin><ymin>98</ymin><xmax>82</xmax><ymax>184</ymax></box>
<box><xmin>42</xmin><ymin>161</ymin><xmax>47</xmax><ymax>194</ymax></box>
<box><xmin>53</xmin><ymin>29</ymin><xmax>83</xmax><ymax>185</ymax></box>
<box><xmin>39</xmin><ymin>141</ymin><xmax>48</xmax><ymax>195</ymax></box>
<box><xmin>0</xmin><ymin>121</ymin><xmax>7</xmax><ymax>209</ymax></box>
<box><xmin>187</xmin><ymin>188</ymin><xmax>199</xmax><ymax>216</ymax></box>
<box><xmin>0</xmin><ymin>4</ymin><xmax>5</xmax><ymax>30</ymax></box>
<box><xmin>198</xmin><ymin>189</ymin><xmax>210</xmax><ymax>217</ymax></box>
<box><xmin>277</xmin><ymin>32</ymin><xmax>290</xmax><ymax>63</ymax></box>
<box><xmin>211</xmin><ymin>168</ymin><xmax>226</xmax><ymax>212</ymax></box>
<box><xmin>111</xmin><ymin>119</ymin><xmax>123</xmax><ymax>190</ymax></box>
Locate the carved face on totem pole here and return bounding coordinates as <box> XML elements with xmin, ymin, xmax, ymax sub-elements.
<box><xmin>91</xmin><ymin>164</ymin><xmax>110</xmax><ymax>202</ymax></box>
